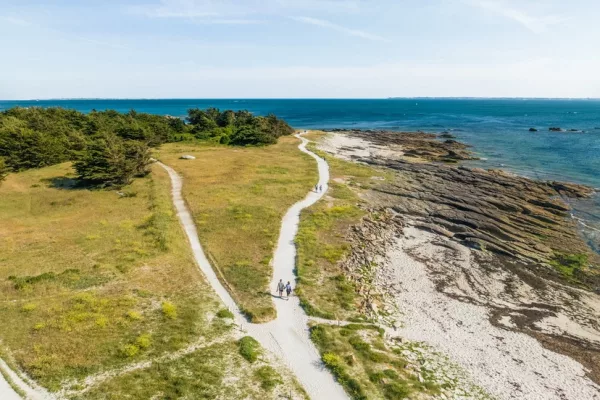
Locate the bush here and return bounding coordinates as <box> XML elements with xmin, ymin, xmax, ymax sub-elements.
<box><xmin>238</xmin><ymin>336</ymin><xmax>261</xmax><ymax>363</ymax></box>
<box><xmin>21</xmin><ymin>303</ymin><xmax>37</xmax><ymax>312</ymax></box>
<box><xmin>161</xmin><ymin>301</ymin><xmax>178</xmax><ymax>319</ymax></box>
<box><xmin>254</xmin><ymin>366</ymin><xmax>283</xmax><ymax>391</ymax></box>
<box><xmin>216</xmin><ymin>309</ymin><xmax>234</xmax><ymax>319</ymax></box>
<box><xmin>136</xmin><ymin>334</ymin><xmax>152</xmax><ymax>349</ymax></box>
<box><xmin>126</xmin><ymin>311</ymin><xmax>142</xmax><ymax>320</ymax></box>
<box><xmin>121</xmin><ymin>344</ymin><xmax>139</xmax><ymax>358</ymax></box>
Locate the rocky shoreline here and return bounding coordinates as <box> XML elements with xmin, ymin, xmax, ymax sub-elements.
<box><xmin>317</xmin><ymin>129</ymin><xmax>600</xmax><ymax>399</ymax></box>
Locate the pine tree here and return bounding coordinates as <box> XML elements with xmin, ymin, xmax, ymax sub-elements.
<box><xmin>74</xmin><ymin>134</ymin><xmax>151</xmax><ymax>187</ymax></box>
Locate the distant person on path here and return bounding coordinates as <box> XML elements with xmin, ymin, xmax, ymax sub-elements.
<box><xmin>315</xmin><ymin>184</ymin><xmax>319</xmax><ymax>193</ymax></box>
<box><xmin>319</xmin><ymin>184</ymin><xmax>323</xmax><ymax>193</ymax></box>
<box><xmin>277</xmin><ymin>279</ymin><xmax>285</xmax><ymax>298</ymax></box>
<box><xmin>286</xmin><ymin>281</ymin><xmax>292</xmax><ymax>298</ymax></box>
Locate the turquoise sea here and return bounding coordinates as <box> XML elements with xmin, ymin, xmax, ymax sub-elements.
<box><xmin>1</xmin><ymin>98</ymin><xmax>599</xmax><ymax>250</ymax></box>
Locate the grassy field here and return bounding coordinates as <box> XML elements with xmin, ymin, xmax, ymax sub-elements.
<box><xmin>0</xmin><ymin>160</ymin><xmax>304</xmax><ymax>398</ymax></box>
<box><xmin>295</xmin><ymin>131</ymin><xmax>393</xmax><ymax>321</ymax></box>
<box><xmin>156</xmin><ymin>136</ymin><xmax>316</xmax><ymax>322</ymax></box>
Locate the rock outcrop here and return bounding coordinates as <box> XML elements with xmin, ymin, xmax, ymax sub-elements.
<box><xmin>323</xmin><ymin>129</ymin><xmax>476</xmax><ymax>163</ymax></box>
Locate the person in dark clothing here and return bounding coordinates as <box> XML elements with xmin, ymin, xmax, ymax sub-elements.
<box><xmin>285</xmin><ymin>281</ymin><xmax>292</xmax><ymax>298</ymax></box>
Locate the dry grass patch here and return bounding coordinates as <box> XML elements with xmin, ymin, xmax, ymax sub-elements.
<box><xmin>0</xmin><ymin>163</ymin><xmax>227</xmax><ymax>391</ymax></box>
<box><xmin>79</xmin><ymin>340</ymin><xmax>307</xmax><ymax>400</ymax></box>
<box><xmin>156</xmin><ymin>136</ymin><xmax>316</xmax><ymax>322</ymax></box>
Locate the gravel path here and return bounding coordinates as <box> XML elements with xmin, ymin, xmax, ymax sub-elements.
<box><xmin>0</xmin><ymin>359</ymin><xmax>51</xmax><ymax>400</ymax></box>
<box><xmin>160</xmin><ymin>132</ymin><xmax>348</xmax><ymax>400</ymax></box>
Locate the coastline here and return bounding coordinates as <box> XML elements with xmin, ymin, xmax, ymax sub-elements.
<box><xmin>315</xmin><ymin>129</ymin><xmax>600</xmax><ymax>399</ymax></box>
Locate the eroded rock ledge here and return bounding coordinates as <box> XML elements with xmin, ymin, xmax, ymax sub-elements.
<box><xmin>325</xmin><ymin>129</ymin><xmax>599</xmax><ymax>289</ymax></box>
<box><xmin>320</xmin><ymin>129</ymin><xmax>600</xmax><ymax>388</ymax></box>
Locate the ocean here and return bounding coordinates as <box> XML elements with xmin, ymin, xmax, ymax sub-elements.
<box><xmin>1</xmin><ymin>98</ymin><xmax>599</xmax><ymax>250</ymax></box>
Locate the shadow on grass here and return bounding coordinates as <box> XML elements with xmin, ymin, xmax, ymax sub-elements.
<box><xmin>42</xmin><ymin>176</ymin><xmax>94</xmax><ymax>190</ymax></box>
<box><xmin>43</xmin><ymin>176</ymin><xmax>131</xmax><ymax>192</ymax></box>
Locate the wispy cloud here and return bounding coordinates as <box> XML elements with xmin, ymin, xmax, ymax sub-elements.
<box><xmin>131</xmin><ymin>0</ymin><xmax>363</xmax><ymax>24</ymax></box>
<box><xmin>0</xmin><ymin>15</ymin><xmax>31</xmax><ymax>27</ymax></box>
<box><xmin>130</xmin><ymin>0</ymin><xmax>260</xmax><ymax>24</ymax></box>
<box><xmin>291</xmin><ymin>16</ymin><xmax>389</xmax><ymax>42</ymax></box>
<box><xmin>466</xmin><ymin>0</ymin><xmax>563</xmax><ymax>33</ymax></box>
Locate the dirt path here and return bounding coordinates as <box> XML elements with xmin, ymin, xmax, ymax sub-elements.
<box><xmin>0</xmin><ymin>358</ymin><xmax>52</xmax><ymax>400</ymax></box>
<box><xmin>159</xmin><ymin>132</ymin><xmax>348</xmax><ymax>400</ymax></box>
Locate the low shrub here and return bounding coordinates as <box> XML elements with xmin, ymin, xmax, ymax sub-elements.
<box><xmin>238</xmin><ymin>336</ymin><xmax>261</xmax><ymax>363</ymax></box>
<box><xmin>254</xmin><ymin>366</ymin><xmax>282</xmax><ymax>391</ymax></box>
<box><xmin>136</xmin><ymin>334</ymin><xmax>152</xmax><ymax>349</ymax></box>
<box><xmin>21</xmin><ymin>303</ymin><xmax>37</xmax><ymax>312</ymax></box>
<box><xmin>121</xmin><ymin>344</ymin><xmax>139</xmax><ymax>358</ymax></box>
<box><xmin>216</xmin><ymin>309</ymin><xmax>234</xmax><ymax>319</ymax></box>
<box><xmin>126</xmin><ymin>311</ymin><xmax>142</xmax><ymax>320</ymax></box>
<box><xmin>161</xmin><ymin>302</ymin><xmax>177</xmax><ymax>319</ymax></box>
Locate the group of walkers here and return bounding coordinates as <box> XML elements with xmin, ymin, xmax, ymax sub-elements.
<box><xmin>315</xmin><ymin>184</ymin><xmax>323</xmax><ymax>193</ymax></box>
<box><xmin>276</xmin><ymin>279</ymin><xmax>293</xmax><ymax>298</ymax></box>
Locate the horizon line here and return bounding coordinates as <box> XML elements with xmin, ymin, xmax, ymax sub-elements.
<box><xmin>2</xmin><ymin>97</ymin><xmax>600</xmax><ymax>102</ymax></box>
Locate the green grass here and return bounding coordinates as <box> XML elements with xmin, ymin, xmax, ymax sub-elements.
<box><xmin>311</xmin><ymin>324</ymin><xmax>440</xmax><ymax>400</ymax></box>
<box><xmin>254</xmin><ymin>365</ymin><xmax>283</xmax><ymax>391</ymax></box>
<box><xmin>238</xmin><ymin>336</ymin><xmax>261</xmax><ymax>363</ymax></box>
<box><xmin>216</xmin><ymin>308</ymin><xmax>234</xmax><ymax>319</ymax></box>
<box><xmin>0</xmin><ymin>162</ymin><xmax>247</xmax><ymax>392</ymax></box>
<box><xmin>156</xmin><ymin>136</ymin><xmax>317</xmax><ymax>322</ymax></box>
<box><xmin>549</xmin><ymin>252</ymin><xmax>589</xmax><ymax>283</ymax></box>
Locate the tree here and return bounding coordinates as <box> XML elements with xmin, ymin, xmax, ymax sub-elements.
<box><xmin>230</xmin><ymin>125</ymin><xmax>277</xmax><ymax>146</ymax></box>
<box><xmin>0</xmin><ymin>158</ymin><xmax>8</xmax><ymax>184</ymax></box>
<box><xmin>74</xmin><ymin>134</ymin><xmax>151</xmax><ymax>187</ymax></box>
<box><xmin>0</xmin><ymin>125</ymin><xmax>68</xmax><ymax>170</ymax></box>
<box><xmin>217</xmin><ymin>110</ymin><xmax>235</xmax><ymax>127</ymax></box>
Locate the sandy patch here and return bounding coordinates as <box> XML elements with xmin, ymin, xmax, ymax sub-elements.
<box><xmin>380</xmin><ymin>226</ymin><xmax>600</xmax><ymax>400</ymax></box>
<box><xmin>318</xmin><ymin>132</ymin><xmax>403</xmax><ymax>162</ymax></box>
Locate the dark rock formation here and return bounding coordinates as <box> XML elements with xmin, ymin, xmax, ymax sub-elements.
<box><xmin>549</xmin><ymin>127</ymin><xmax>563</xmax><ymax>132</ymax></box>
<box><xmin>439</xmin><ymin>132</ymin><xmax>457</xmax><ymax>139</ymax></box>
<box><xmin>529</xmin><ymin>128</ymin><xmax>538</xmax><ymax>132</ymax></box>
<box><xmin>330</xmin><ymin>130</ymin><xmax>599</xmax><ymax>289</ymax></box>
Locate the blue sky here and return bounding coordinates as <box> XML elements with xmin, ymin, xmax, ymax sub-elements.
<box><xmin>1</xmin><ymin>0</ymin><xmax>599</xmax><ymax>99</ymax></box>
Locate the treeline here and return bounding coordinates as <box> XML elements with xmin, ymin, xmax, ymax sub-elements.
<box><xmin>187</xmin><ymin>108</ymin><xmax>294</xmax><ymax>145</ymax></box>
<box><xmin>0</xmin><ymin>107</ymin><xmax>293</xmax><ymax>186</ymax></box>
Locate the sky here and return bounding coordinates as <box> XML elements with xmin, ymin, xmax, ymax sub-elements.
<box><xmin>1</xmin><ymin>0</ymin><xmax>599</xmax><ymax>99</ymax></box>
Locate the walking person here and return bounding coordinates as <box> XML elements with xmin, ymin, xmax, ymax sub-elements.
<box><xmin>319</xmin><ymin>184</ymin><xmax>323</xmax><ymax>193</ymax></box>
<box><xmin>285</xmin><ymin>281</ymin><xmax>292</xmax><ymax>298</ymax></box>
<box><xmin>276</xmin><ymin>279</ymin><xmax>285</xmax><ymax>298</ymax></box>
<box><xmin>315</xmin><ymin>184</ymin><xmax>319</xmax><ymax>193</ymax></box>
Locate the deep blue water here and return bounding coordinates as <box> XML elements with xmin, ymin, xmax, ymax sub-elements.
<box><xmin>1</xmin><ymin>98</ymin><xmax>599</xmax><ymax>249</ymax></box>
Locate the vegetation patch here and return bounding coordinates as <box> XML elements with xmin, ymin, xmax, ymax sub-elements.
<box><xmin>549</xmin><ymin>252</ymin><xmax>589</xmax><ymax>282</ymax></box>
<box><xmin>254</xmin><ymin>365</ymin><xmax>283</xmax><ymax>391</ymax></box>
<box><xmin>216</xmin><ymin>308</ymin><xmax>234</xmax><ymax>319</ymax></box>
<box><xmin>311</xmin><ymin>324</ymin><xmax>440</xmax><ymax>400</ymax></box>
<box><xmin>238</xmin><ymin>336</ymin><xmax>261</xmax><ymax>363</ymax></box>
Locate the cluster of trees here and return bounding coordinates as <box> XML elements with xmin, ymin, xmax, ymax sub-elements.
<box><xmin>0</xmin><ymin>107</ymin><xmax>293</xmax><ymax>187</ymax></box>
<box><xmin>186</xmin><ymin>107</ymin><xmax>294</xmax><ymax>145</ymax></box>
